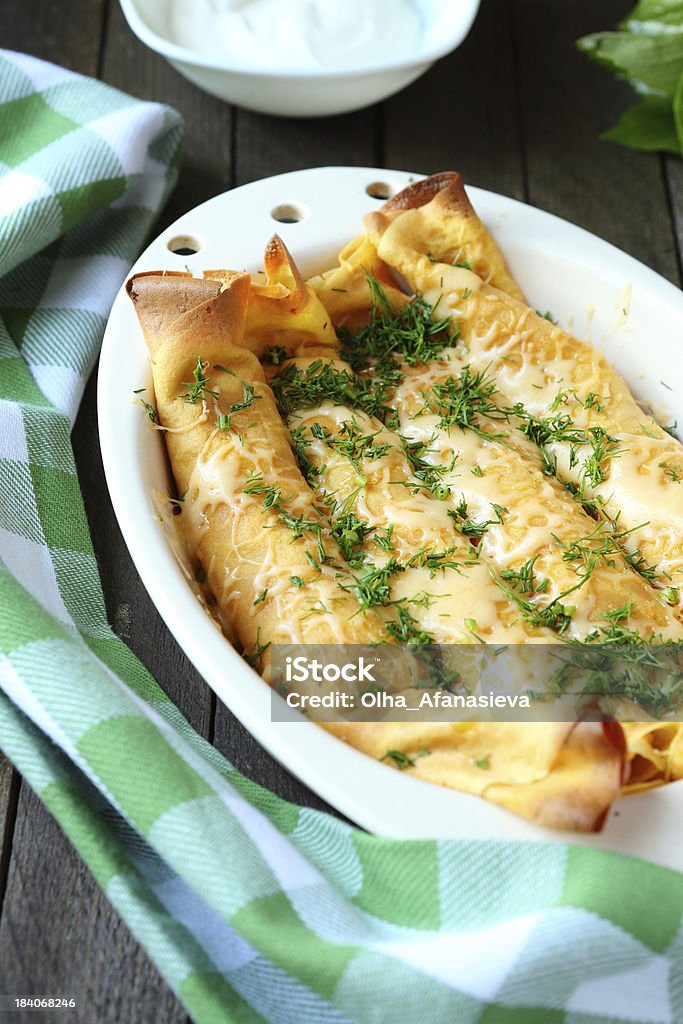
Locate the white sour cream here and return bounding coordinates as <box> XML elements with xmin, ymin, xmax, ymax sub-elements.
<box><xmin>170</xmin><ymin>0</ymin><xmax>423</xmax><ymax>71</ymax></box>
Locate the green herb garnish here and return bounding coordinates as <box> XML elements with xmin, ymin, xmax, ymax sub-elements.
<box><xmin>380</xmin><ymin>749</ymin><xmax>415</xmax><ymax>770</ymax></box>
<box><xmin>181</xmin><ymin>357</ymin><xmax>218</xmax><ymax>404</ymax></box>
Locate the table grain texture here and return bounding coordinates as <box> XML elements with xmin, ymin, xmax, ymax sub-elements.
<box><xmin>2</xmin><ymin>0</ymin><xmax>682</xmax><ymax>1020</ymax></box>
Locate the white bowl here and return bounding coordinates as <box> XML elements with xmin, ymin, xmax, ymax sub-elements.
<box><xmin>99</xmin><ymin>166</ymin><xmax>683</xmax><ymax>871</ymax></box>
<box><xmin>118</xmin><ymin>0</ymin><xmax>481</xmax><ymax>117</ymax></box>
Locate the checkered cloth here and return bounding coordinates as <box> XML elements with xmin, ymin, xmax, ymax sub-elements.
<box><xmin>0</xmin><ymin>48</ymin><xmax>681</xmax><ymax>1024</ymax></box>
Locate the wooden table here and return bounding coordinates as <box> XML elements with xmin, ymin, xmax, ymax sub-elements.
<box><xmin>1</xmin><ymin>0</ymin><xmax>682</xmax><ymax>1019</ymax></box>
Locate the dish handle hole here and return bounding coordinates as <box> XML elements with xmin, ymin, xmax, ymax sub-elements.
<box><xmin>167</xmin><ymin>235</ymin><xmax>201</xmax><ymax>256</ymax></box>
<box><xmin>271</xmin><ymin>204</ymin><xmax>304</xmax><ymax>224</ymax></box>
<box><xmin>366</xmin><ymin>181</ymin><xmax>394</xmax><ymax>200</ymax></box>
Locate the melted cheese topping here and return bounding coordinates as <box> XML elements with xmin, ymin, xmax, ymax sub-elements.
<box><xmin>291</xmin><ymin>400</ymin><xmax>554</xmax><ymax>644</ymax></box>
<box><xmin>384</xmin><ymin>252</ymin><xmax>683</xmax><ymax>603</ymax></box>
<box><xmin>180</xmin><ymin>425</ymin><xmax>388</xmax><ymax>651</ymax></box>
<box><xmin>392</xmin><ymin>360</ymin><xmax>683</xmax><ymax>642</ymax></box>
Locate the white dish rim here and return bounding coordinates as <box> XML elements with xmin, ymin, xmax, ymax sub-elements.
<box><xmin>98</xmin><ymin>164</ymin><xmax>683</xmax><ymax>872</ymax></box>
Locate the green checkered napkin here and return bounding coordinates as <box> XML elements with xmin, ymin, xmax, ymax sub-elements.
<box><xmin>0</xmin><ymin>48</ymin><xmax>682</xmax><ymax>1024</ymax></box>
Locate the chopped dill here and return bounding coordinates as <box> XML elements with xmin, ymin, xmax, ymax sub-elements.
<box><xmin>374</xmin><ymin>524</ymin><xmax>395</xmax><ymax>551</ymax></box>
<box><xmin>582</xmin><ymin>426</ymin><xmax>626</xmax><ymax>488</ymax></box>
<box><xmin>583</xmin><ymin>392</ymin><xmax>605</xmax><ymax>412</ymax></box>
<box><xmin>139</xmin><ymin>399</ymin><xmax>157</xmax><ymax>423</ymax></box>
<box><xmin>465</xmin><ymin>618</ymin><xmax>486</xmax><ymax>643</ymax></box>
<box><xmin>385</xmin><ymin>605</ymin><xmax>434</xmax><ymax>645</ymax></box>
<box><xmin>659</xmin><ymin>460</ymin><xmax>682</xmax><ymax>483</ymax></box>
<box><xmin>448</xmin><ymin>497</ymin><xmax>507</xmax><ymax>539</ymax></box>
<box><xmin>500</xmin><ymin>554</ymin><xmax>548</xmax><ymax>595</ymax></box>
<box><xmin>338</xmin><ymin>275</ymin><xmax>455</xmax><ymax>372</ymax></box>
<box><xmin>272</xmin><ymin>359</ymin><xmax>396</xmax><ymax>425</ymax></box>
<box><xmin>217</xmin><ymin>381</ymin><xmax>261</xmax><ymax>431</ymax></box>
<box><xmin>329</xmin><ymin>512</ymin><xmax>374</xmax><ymax>566</ymax></box>
<box><xmin>344</xmin><ymin>558</ymin><xmax>403</xmax><ymax>610</ymax></box>
<box><xmin>422</xmin><ymin>365</ymin><xmax>513</xmax><ymax>441</ymax></box>
<box><xmin>489</xmin><ymin>567</ymin><xmax>582</xmax><ymax>636</ymax></box>
<box><xmin>289</xmin><ymin>426</ymin><xmax>321</xmax><ymax>486</ymax></box>
<box><xmin>549</xmin><ymin>387</ymin><xmax>574</xmax><ymax>412</ymax></box>
<box><xmin>244</xmin><ymin>632</ymin><xmax>271</xmax><ymax>668</ymax></box>
<box><xmin>380</xmin><ymin>749</ymin><xmax>415</xmax><ymax>770</ymax></box>
<box><xmin>405</xmin><ymin>546</ymin><xmax>464</xmax><ymax>578</ymax></box>
<box><xmin>312</xmin><ymin>420</ymin><xmax>392</xmax><ymax>469</ymax></box>
<box><xmin>401</xmin><ymin>436</ymin><xmax>453</xmax><ymax>499</ymax></box>
<box><xmin>514</xmin><ymin>408</ymin><xmax>624</xmax><ymax>489</ymax></box>
<box><xmin>181</xmin><ymin>357</ymin><xmax>218</xmax><ymax>403</ymax></box>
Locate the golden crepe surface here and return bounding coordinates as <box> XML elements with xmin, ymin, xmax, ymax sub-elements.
<box><xmin>127</xmin><ymin>269</ymin><xmax>391</xmax><ymax>674</ymax></box>
<box><xmin>127</xmin><ymin>175</ymin><xmax>683</xmax><ymax>832</ymax></box>
<box><xmin>365</xmin><ymin>174</ymin><xmax>683</xmax><ymax>604</ymax></box>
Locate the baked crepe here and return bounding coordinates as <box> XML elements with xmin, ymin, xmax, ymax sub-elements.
<box><xmin>126</xmin><ymin>270</ymin><xmax>389</xmax><ymax>675</ymax></box>
<box><xmin>364</xmin><ymin>175</ymin><xmax>683</xmax><ymax>601</ymax></box>
<box><xmin>325</xmin><ymin>720</ymin><xmax>624</xmax><ymax>831</ymax></box>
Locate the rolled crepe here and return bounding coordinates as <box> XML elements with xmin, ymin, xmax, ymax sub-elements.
<box><xmin>380</xmin><ymin>171</ymin><xmax>525</xmax><ymax>300</ymax></box>
<box><xmin>127</xmin><ymin>270</ymin><xmax>390</xmax><ymax>674</ymax></box>
<box><xmin>325</xmin><ymin>720</ymin><xmax>625</xmax><ymax>831</ymax></box>
<box><xmin>365</xmin><ymin>179</ymin><xmax>683</xmax><ymax>597</ymax></box>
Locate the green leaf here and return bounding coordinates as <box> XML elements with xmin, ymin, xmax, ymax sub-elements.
<box><xmin>602</xmin><ymin>94</ymin><xmax>680</xmax><ymax>152</ymax></box>
<box><xmin>578</xmin><ymin>29</ymin><xmax>683</xmax><ymax>96</ymax></box>
<box><xmin>622</xmin><ymin>0</ymin><xmax>683</xmax><ymax>31</ymax></box>
<box><xmin>673</xmin><ymin>66</ymin><xmax>683</xmax><ymax>152</ymax></box>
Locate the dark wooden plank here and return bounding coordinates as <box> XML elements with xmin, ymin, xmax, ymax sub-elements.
<box><xmin>384</xmin><ymin>0</ymin><xmax>525</xmax><ymax>199</ymax></box>
<box><xmin>0</xmin><ymin>760</ymin><xmax>19</xmax><ymax>915</ymax></box>
<box><xmin>0</xmin><ymin>785</ymin><xmax>187</xmax><ymax>1024</ymax></box>
<box><xmin>514</xmin><ymin>0</ymin><xmax>680</xmax><ymax>286</ymax></box>
<box><xmin>234</xmin><ymin>106</ymin><xmax>380</xmax><ymax>186</ymax></box>
<box><xmin>3</xmin><ymin>0</ymin><xmax>104</xmax><ymax>72</ymax></box>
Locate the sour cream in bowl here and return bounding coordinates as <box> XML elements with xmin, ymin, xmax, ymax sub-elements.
<box><xmin>171</xmin><ymin>0</ymin><xmax>423</xmax><ymax>72</ymax></box>
<box><xmin>118</xmin><ymin>0</ymin><xmax>481</xmax><ymax>117</ymax></box>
